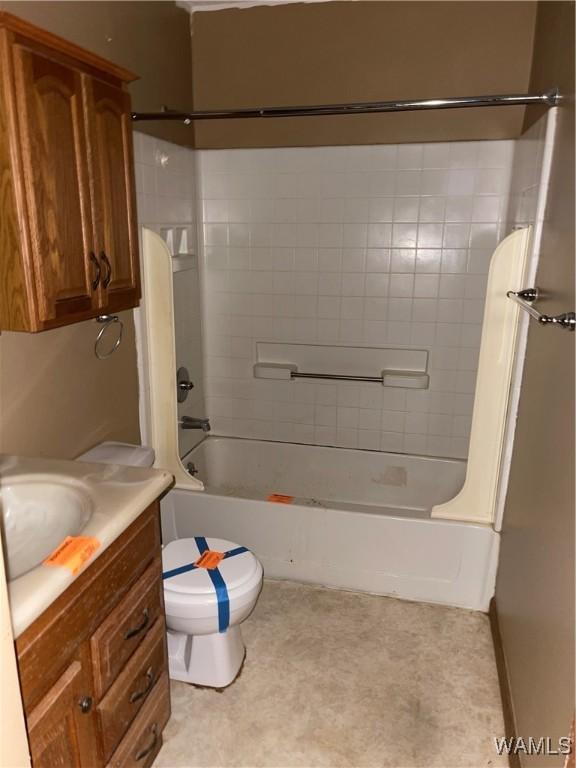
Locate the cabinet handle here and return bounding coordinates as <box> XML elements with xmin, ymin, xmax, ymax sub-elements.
<box><xmin>135</xmin><ymin>723</ymin><xmax>158</xmax><ymax>762</ymax></box>
<box><xmin>129</xmin><ymin>666</ymin><xmax>155</xmax><ymax>704</ymax></box>
<box><xmin>78</xmin><ymin>696</ymin><xmax>93</xmax><ymax>714</ymax></box>
<box><xmin>89</xmin><ymin>252</ymin><xmax>101</xmax><ymax>290</ymax></box>
<box><xmin>100</xmin><ymin>251</ymin><xmax>112</xmax><ymax>288</ymax></box>
<box><xmin>124</xmin><ymin>608</ymin><xmax>150</xmax><ymax>640</ymax></box>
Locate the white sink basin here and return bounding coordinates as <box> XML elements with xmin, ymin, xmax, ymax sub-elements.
<box><xmin>0</xmin><ymin>474</ymin><xmax>93</xmax><ymax>581</ymax></box>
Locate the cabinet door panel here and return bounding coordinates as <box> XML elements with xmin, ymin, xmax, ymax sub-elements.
<box><xmin>85</xmin><ymin>76</ymin><xmax>139</xmax><ymax>312</ymax></box>
<box><xmin>27</xmin><ymin>652</ymin><xmax>99</xmax><ymax>768</ymax></box>
<box><xmin>13</xmin><ymin>45</ymin><xmax>97</xmax><ymax>324</ymax></box>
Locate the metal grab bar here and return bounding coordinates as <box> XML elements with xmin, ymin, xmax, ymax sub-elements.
<box><xmin>507</xmin><ymin>288</ymin><xmax>576</xmax><ymax>332</ymax></box>
<box><xmin>291</xmin><ymin>372</ymin><xmax>382</xmax><ymax>383</ymax></box>
<box><xmin>131</xmin><ymin>90</ymin><xmax>560</xmax><ymax>124</ymax></box>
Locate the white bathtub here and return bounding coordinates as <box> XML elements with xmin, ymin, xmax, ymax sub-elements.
<box><xmin>160</xmin><ymin>437</ymin><xmax>499</xmax><ymax>611</ymax></box>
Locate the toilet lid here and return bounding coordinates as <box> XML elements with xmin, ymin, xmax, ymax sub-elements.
<box><xmin>162</xmin><ymin>537</ymin><xmax>259</xmax><ymax>595</ymax></box>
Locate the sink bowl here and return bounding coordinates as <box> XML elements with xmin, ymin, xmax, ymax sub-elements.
<box><xmin>0</xmin><ymin>474</ymin><xmax>93</xmax><ymax>581</ymax></box>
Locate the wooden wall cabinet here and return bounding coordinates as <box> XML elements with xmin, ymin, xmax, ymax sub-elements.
<box><xmin>16</xmin><ymin>502</ymin><xmax>171</xmax><ymax>768</ymax></box>
<box><xmin>0</xmin><ymin>13</ymin><xmax>140</xmax><ymax>332</ymax></box>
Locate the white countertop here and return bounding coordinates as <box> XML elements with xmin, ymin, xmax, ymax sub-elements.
<box><xmin>1</xmin><ymin>454</ymin><xmax>174</xmax><ymax>638</ymax></box>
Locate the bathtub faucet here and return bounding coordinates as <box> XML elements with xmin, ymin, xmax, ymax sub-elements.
<box><xmin>179</xmin><ymin>416</ymin><xmax>211</xmax><ymax>432</ymax></box>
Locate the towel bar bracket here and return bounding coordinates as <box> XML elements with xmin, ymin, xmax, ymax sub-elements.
<box><xmin>507</xmin><ymin>287</ymin><xmax>575</xmax><ymax>331</ymax></box>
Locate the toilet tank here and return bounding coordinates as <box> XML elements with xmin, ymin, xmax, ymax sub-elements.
<box><xmin>76</xmin><ymin>441</ymin><xmax>155</xmax><ymax>468</ymax></box>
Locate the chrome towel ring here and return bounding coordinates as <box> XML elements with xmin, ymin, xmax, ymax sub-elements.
<box><xmin>94</xmin><ymin>314</ymin><xmax>124</xmax><ymax>359</ymax></box>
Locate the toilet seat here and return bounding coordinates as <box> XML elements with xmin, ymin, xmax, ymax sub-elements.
<box><xmin>162</xmin><ymin>537</ymin><xmax>263</xmax><ymax>620</ymax></box>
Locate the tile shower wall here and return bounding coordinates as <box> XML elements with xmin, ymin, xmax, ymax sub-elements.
<box><xmin>198</xmin><ymin>141</ymin><xmax>514</xmax><ymax>458</ymax></box>
<box><xmin>133</xmin><ymin>132</ymin><xmax>205</xmax><ymax>457</ymax></box>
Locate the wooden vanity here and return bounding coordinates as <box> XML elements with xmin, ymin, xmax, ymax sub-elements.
<box><xmin>15</xmin><ymin>501</ymin><xmax>170</xmax><ymax>768</ymax></box>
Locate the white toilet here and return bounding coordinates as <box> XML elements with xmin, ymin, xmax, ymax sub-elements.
<box><xmin>77</xmin><ymin>441</ymin><xmax>263</xmax><ymax>688</ymax></box>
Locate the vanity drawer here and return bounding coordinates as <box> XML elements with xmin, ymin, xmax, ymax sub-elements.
<box><xmin>106</xmin><ymin>672</ymin><xmax>170</xmax><ymax>768</ymax></box>
<box><xmin>91</xmin><ymin>557</ymin><xmax>164</xmax><ymax>699</ymax></box>
<box><xmin>98</xmin><ymin>618</ymin><xmax>167</xmax><ymax>761</ymax></box>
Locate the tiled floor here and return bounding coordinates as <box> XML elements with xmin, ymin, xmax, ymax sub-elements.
<box><xmin>154</xmin><ymin>580</ymin><xmax>507</xmax><ymax>768</ymax></box>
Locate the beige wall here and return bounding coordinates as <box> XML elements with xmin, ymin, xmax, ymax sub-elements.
<box><xmin>0</xmin><ymin>311</ymin><xmax>140</xmax><ymax>459</ymax></box>
<box><xmin>191</xmin><ymin>1</ymin><xmax>537</xmax><ymax>148</ymax></box>
<box><xmin>0</xmin><ymin>1</ymin><xmax>194</xmax><ymax>147</ymax></box>
<box><xmin>496</xmin><ymin>2</ymin><xmax>575</xmax><ymax>764</ymax></box>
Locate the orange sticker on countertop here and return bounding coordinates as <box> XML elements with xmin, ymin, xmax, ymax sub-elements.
<box><xmin>195</xmin><ymin>550</ymin><xmax>225</xmax><ymax>569</ymax></box>
<box><xmin>267</xmin><ymin>494</ymin><xmax>294</xmax><ymax>504</ymax></box>
<box><xmin>43</xmin><ymin>536</ymin><xmax>101</xmax><ymax>575</ymax></box>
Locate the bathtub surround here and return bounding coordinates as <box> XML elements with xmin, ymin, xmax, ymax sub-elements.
<box><xmin>133</xmin><ymin>132</ymin><xmax>206</xmax><ymax>456</ymax></box>
<box><xmin>494</xmin><ymin>110</ymin><xmax>556</xmax><ymax>531</ymax></box>
<box><xmin>154</xmin><ymin>580</ymin><xmax>507</xmax><ymax>768</ymax></box>
<box><xmin>199</xmin><ymin>140</ymin><xmax>514</xmax><ymax>459</ymax></box>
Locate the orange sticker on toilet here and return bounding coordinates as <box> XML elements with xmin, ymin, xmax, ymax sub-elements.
<box><xmin>195</xmin><ymin>550</ymin><xmax>225</xmax><ymax>569</ymax></box>
<box><xmin>267</xmin><ymin>494</ymin><xmax>294</xmax><ymax>504</ymax></box>
<box><xmin>43</xmin><ymin>536</ymin><xmax>101</xmax><ymax>575</ymax></box>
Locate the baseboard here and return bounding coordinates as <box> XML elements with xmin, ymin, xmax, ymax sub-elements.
<box><xmin>489</xmin><ymin>597</ymin><xmax>520</xmax><ymax>768</ymax></box>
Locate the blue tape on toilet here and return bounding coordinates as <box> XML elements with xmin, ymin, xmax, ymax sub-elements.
<box><xmin>162</xmin><ymin>536</ymin><xmax>249</xmax><ymax>633</ymax></box>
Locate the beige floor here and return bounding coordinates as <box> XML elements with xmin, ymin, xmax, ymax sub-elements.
<box><xmin>154</xmin><ymin>580</ymin><xmax>507</xmax><ymax>768</ymax></box>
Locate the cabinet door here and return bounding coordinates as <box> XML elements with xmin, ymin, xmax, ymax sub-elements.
<box><xmin>27</xmin><ymin>653</ymin><xmax>100</xmax><ymax>768</ymax></box>
<box><xmin>12</xmin><ymin>45</ymin><xmax>99</xmax><ymax>326</ymax></box>
<box><xmin>84</xmin><ymin>76</ymin><xmax>140</xmax><ymax>313</ymax></box>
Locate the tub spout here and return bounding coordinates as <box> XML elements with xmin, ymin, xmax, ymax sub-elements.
<box><xmin>179</xmin><ymin>416</ymin><xmax>211</xmax><ymax>432</ymax></box>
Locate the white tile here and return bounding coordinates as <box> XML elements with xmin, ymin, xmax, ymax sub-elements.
<box><xmin>314</xmin><ymin>405</ymin><xmax>337</xmax><ymax>426</ymax></box>
<box><xmin>369</xmin><ymin>198</ymin><xmax>394</xmax><ymax>222</ymax></box>
<box><xmin>395</xmin><ymin>171</ymin><xmax>421</xmax><ymax>195</ymax></box>
<box><xmin>368</xmin><ymin>223</ymin><xmax>393</xmax><ymax>248</ymax></box>
<box><xmin>318</xmin><ymin>248</ymin><xmax>343</xmax><ymax>272</ymax></box>
<box><xmin>388</xmin><ymin>298</ymin><xmax>413</xmax><ymax>322</ymax></box>
<box><xmin>318</xmin><ymin>296</ymin><xmax>341</xmax><ymax>318</ymax></box>
<box><xmin>381</xmin><ymin>410</ymin><xmax>405</xmax><ymax>432</ymax></box>
<box><xmin>417</xmin><ymin>223</ymin><xmax>443</xmax><ymax>248</ymax></box>
<box><xmin>337</xmin><ymin>407</ymin><xmax>359</xmax><ymax>428</ymax></box>
<box><xmin>392</xmin><ymin>223</ymin><xmax>417</xmax><ymax>248</ymax></box>
<box><xmin>342</xmin><ymin>248</ymin><xmax>366</xmax><ymax>272</ymax></box>
<box><xmin>389</xmin><ymin>275</ymin><xmax>414</xmax><ymax>298</ymax></box>
<box><xmin>342</xmin><ymin>274</ymin><xmax>366</xmax><ymax>296</ymax></box>
<box><xmin>366</xmin><ymin>249</ymin><xmax>391</xmax><ymax>272</ymax></box>
<box><xmin>390</xmin><ymin>249</ymin><xmax>416</xmax><ymax>273</ymax></box>
<box><xmin>341</xmin><ymin>297</ymin><xmax>364</xmax><ymax>319</ymax></box>
<box><xmin>365</xmin><ymin>298</ymin><xmax>388</xmax><ymax>321</ymax></box>
<box><xmin>196</xmin><ymin>140</ymin><xmax>514</xmax><ymax>459</ymax></box>
<box><xmin>447</xmin><ymin>170</ymin><xmax>476</xmax><ymax>195</ymax></box>
<box><xmin>413</xmin><ymin>274</ymin><xmax>439</xmax><ymax>298</ymax></box>
<box><xmin>393</xmin><ymin>197</ymin><xmax>419</xmax><ymax>222</ymax></box>
<box><xmin>419</xmin><ymin>197</ymin><xmax>446</xmax><ymax>222</ymax></box>
<box><xmin>318</xmin><ymin>273</ymin><xmax>342</xmax><ymax>296</ymax></box>
<box><xmin>365</xmin><ymin>274</ymin><xmax>389</xmax><ymax>297</ymax></box>
<box><xmin>415</xmin><ymin>248</ymin><xmax>441</xmax><ymax>273</ymax></box>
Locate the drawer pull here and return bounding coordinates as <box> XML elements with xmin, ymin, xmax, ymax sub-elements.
<box><xmin>124</xmin><ymin>608</ymin><xmax>150</xmax><ymax>641</ymax></box>
<box><xmin>129</xmin><ymin>667</ymin><xmax>155</xmax><ymax>704</ymax></box>
<box><xmin>78</xmin><ymin>695</ymin><xmax>93</xmax><ymax>714</ymax></box>
<box><xmin>135</xmin><ymin>723</ymin><xmax>158</xmax><ymax>762</ymax></box>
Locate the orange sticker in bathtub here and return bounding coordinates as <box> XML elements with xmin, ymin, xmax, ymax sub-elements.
<box><xmin>43</xmin><ymin>536</ymin><xmax>101</xmax><ymax>575</ymax></box>
<box><xmin>267</xmin><ymin>494</ymin><xmax>294</xmax><ymax>504</ymax></box>
<box><xmin>195</xmin><ymin>550</ymin><xmax>225</xmax><ymax>569</ymax></box>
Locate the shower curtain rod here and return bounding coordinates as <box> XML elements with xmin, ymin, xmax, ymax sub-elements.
<box><xmin>131</xmin><ymin>90</ymin><xmax>560</xmax><ymax>123</ymax></box>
